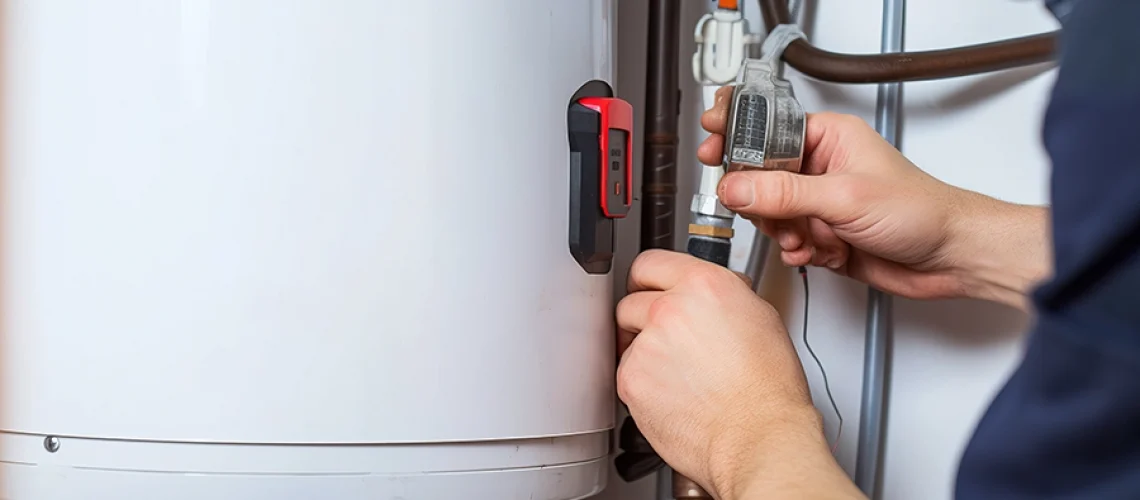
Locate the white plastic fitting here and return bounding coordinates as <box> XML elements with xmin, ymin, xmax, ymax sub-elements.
<box><xmin>692</xmin><ymin>8</ymin><xmax>761</xmax><ymax>85</ymax></box>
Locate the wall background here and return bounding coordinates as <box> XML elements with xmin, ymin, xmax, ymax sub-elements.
<box><xmin>600</xmin><ymin>1</ymin><xmax>1058</xmax><ymax>499</ymax></box>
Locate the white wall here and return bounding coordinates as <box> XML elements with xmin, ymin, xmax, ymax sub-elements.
<box><xmin>600</xmin><ymin>1</ymin><xmax>1059</xmax><ymax>499</ymax></box>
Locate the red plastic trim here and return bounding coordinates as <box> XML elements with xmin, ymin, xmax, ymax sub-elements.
<box><xmin>579</xmin><ymin>97</ymin><xmax>634</xmax><ymax>218</ymax></box>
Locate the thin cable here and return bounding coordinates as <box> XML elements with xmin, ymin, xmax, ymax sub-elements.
<box><xmin>799</xmin><ymin>266</ymin><xmax>843</xmax><ymax>454</ymax></box>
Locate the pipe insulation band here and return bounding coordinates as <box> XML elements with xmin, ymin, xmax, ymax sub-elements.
<box><xmin>688</xmin><ymin>223</ymin><xmax>734</xmax><ymax>239</ymax></box>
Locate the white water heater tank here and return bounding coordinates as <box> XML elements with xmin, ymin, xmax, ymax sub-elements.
<box><xmin>0</xmin><ymin>1</ymin><xmax>621</xmax><ymax>498</ymax></box>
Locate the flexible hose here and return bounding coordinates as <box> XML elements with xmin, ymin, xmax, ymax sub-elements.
<box><xmin>758</xmin><ymin>0</ymin><xmax>1058</xmax><ymax>83</ymax></box>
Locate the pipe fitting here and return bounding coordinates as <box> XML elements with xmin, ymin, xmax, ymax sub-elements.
<box><xmin>691</xmin><ymin>193</ymin><xmax>735</xmax><ymax>219</ymax></box>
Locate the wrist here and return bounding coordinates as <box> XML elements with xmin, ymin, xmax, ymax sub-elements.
<box><xmin>709</xmin><ymin>407</ymin><xmax>864</xmax><ymax>500</ymax></box>
<box><xmin>946</xmin><ymin>190</ymin><xmax>1051</xmax><ymax>310</ymax></box>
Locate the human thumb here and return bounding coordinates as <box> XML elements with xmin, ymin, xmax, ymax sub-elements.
<box><xmin>717</xmin><ymin>170</ymin><xmax>836</xmax><ymax>220</ymax></box>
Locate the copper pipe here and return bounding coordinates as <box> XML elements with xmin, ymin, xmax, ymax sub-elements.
<box><xmin>616</xmin><ymin>0</ymin><xmax>692</xmax><ymax>490</ymax></box>
<box><xmin>759</xmin><ymin>0</ymin><xmax>1058</xmax><ymax>83</ymax></box>
<box><xmin>639</xmin><ymin>0</ymin><xmax>682</xmax><ymax>251</ymax></box>
<box><xmin>674</xmin><ymin>471</ymin><xmax>714</xmax><ymax>499</ymax></box>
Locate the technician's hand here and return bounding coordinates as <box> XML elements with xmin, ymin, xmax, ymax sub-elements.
<box><xmin>616</xmin><ymin>250</ymin><xmax>861</xmax><ymax>500</ymax></box>
<box><xmin>697</xmin><ymin>87</ymin><xmax>1049</xmax><ymax>307</ymax></box>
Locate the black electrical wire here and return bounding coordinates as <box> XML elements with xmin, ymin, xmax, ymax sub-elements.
<box><xmin>799</xmin><ymin>266</ymin><xmax>844</xmax><ymax>452</ymax></box>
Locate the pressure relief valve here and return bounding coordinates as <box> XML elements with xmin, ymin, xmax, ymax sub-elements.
<box><xmin>724</xmin><ymin>24</ymin><xmax>807</xmax><ymax>174</ymax></box>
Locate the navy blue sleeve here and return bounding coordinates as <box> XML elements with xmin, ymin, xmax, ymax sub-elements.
<box><xmin>955</xmin><ymin>1</ymin><xmax>1140</xmax><ymax>498</ymax></box>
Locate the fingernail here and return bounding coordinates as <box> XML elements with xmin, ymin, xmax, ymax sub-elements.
<box><xmin>826</xmin><ymin>259</ymin><xmax>843</xmax><ymax>269</ymax></box>
<box><xmin>719</xmin><ymin>175</ymin><xmax>754</xmax><ymax>208</ymax></box>
<box><xmin>778</xmin><ymin>230</ymin><xmax>796</xmax><ymax>250</ymax></box>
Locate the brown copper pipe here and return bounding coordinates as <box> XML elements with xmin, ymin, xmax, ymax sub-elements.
<box><xmin>674</xmin><ymin>471</ymin><xmax>714</xmax><ymax>499</ymax></box>
<box><xmin>759</xmin><ymin>0</ymin><xmax>1059</xmax><ymax>83</ymax></box>
<box><xmin>626</xmin><ymin>0</ymin><xmax>714</xmax><ymax>496</ymax></box>
<box><xmin>639</xmin><ymin>0</ymin><xmax>682</xmax><ymax>251</ymax></box>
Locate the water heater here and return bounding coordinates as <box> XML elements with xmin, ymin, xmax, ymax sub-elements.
<box><xmin>0</xmin><ymin>1</ymin><xmax>624</xmax><ymax>498</ymax></box>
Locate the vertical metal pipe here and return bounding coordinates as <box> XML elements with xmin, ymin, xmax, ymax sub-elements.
<box><xmin>742</xmin><ymin>26</ymin><xmax>774</xmax><ymax>290</ymax></box>
<box><xmin>640</xmin><ymin>0</ymin><xmax>682</xmax><ymax>251</ymax></box>
<box><xmin>854</xmin><ymin>0</ymin><xmax>904</xmax><ymax>497</ymax></box>
<box><xmin>743</xmin><ymin>231</ymin><xmax>772</xmax><ymax>292</ymax></box>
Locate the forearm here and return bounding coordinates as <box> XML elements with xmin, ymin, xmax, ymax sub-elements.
<box><xmin>950</xmin><ymin>191</ymin><xmax>1052</xmax><ymax>310</ymax></box>
<box><xmin>712</xmin><ymin>409</ymin><xmax>867</xmax><ymax>500</ymax></box>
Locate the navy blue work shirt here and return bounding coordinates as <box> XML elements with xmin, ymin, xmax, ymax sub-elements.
<box><xmin>955</xmin><ymin>0</ymin><xmax>1140</xmax><ymax>498</ymax></box>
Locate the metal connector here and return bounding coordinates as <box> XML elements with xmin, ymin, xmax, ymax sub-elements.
<box><xmin>691</xmin><ymin>164</ymin><xmax>734</xmax><ymax>219</ymax></box>
<box><xmin>691</xmin><ymin>193</ymin><xmax>734</xmax><ymax>219</ymax></box>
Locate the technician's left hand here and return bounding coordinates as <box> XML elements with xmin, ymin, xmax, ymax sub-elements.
<box><xmin>616</xmin><ymin>249</ymin><xmax>859</xmax><ymax>499</ymax></box>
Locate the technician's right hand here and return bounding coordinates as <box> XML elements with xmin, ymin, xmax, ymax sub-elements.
<box><xmin>698</xmin><ymin>87</ymin><xmax>1049</xmax><ymax>308</ymax></box>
